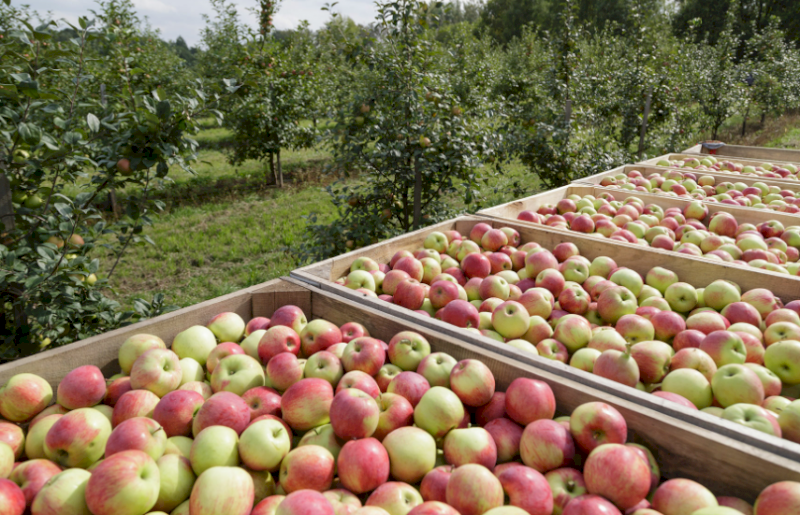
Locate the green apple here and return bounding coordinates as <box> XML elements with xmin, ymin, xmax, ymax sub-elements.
<box><xmin>85</xmin><ymin>450</ymin><xmax>161</xmax><ymax>515</ymax></box>
<box><xmin>164</xmin><ymin>436</ymin><xmax>193</xmax><ymax>459</ymax></box>
<box><xmin>765</xmin><ymin>340</ymin><xmax>800</xmax><ymax>384</ymax></box>
<box><xmin>240</xmin><ymin>330</ymin><xmax>267</xmax><ymax>360</ymax></box>
<box><xmin>382</xmin><ymin>426</ymin><xmax>437</xmax><ymax>483</ymax></box>
<box><xmin>172</xmin><ymin>326</ymin><xmax>218</xmax><ymax>367</ymax></box>
<box><xmin>178</xmin><ymin>358</ymin><xmax>205</xmax><ymax>386</ymax></box>
<box><xmin>661</xmin><ymin>369</ymin><xmax>713</xmax><ymax>409</ymax></box>
<box><xmin>119</xmin><ymin>335</ymin><xmax>167</xmax><ymax>375</ymax></box>
<box><xmin>388</xmin><ymin>331</ymin><xmax>431</xmax><ymax>371</ymax></box>
<box><xmin>239</xmin><ymin>418</ymin><xmax>291</xmax><ymax>472</ymax></box>
<box><xmin>30</xmin><ymin>468</ymin><xmax>92</xmax><ymax>515</ymax></box>
<box><xmin>711</xmin><ymin>364</ymin><xmax>765</xmax><ymax>408</ymax></box>
<box><xmin>664</xmin><ymin>282</ymin><xmax>698</xmax><ymax>313</ymax></box>
<box><xmin>189</xmin><ymin>467</ymin><xmax>254</xmax><ymax>515</ymax></box>
<box><xmin>153</xmin><ymin>454</ymin><xmax>196</xmax><ymax>512</ymax></box>
<box><xmin>210</xmin><ymin>354</ymin><xmax>265</xmax><ymax>396</ymax></box>
<box><xmin>190</xmin><ymin>426</ymin><xmax>239</xmax><ymax>475</ymax></box>
<box><xmin>414</xmin><ymin>386</ymin><xmax>465</xmax><ymax>438</ymax></box>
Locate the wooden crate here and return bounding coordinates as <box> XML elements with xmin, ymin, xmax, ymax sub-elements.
<box><xmin>575</xmin><ymin>163</ymin><xmax>800</xmax><ymax>201</ymax></box>
<box><xmin>480</xmin><ymin>183</ymin><xmax>800</xmax><ymax>228</ymax></box>
<box><xmin>2</xmin><ymin>276</ymin><xmax>799</xmax><ymax>501</ymax></box>
<box><xmin>685</xmin><ymin>143</ymin><xmax>800</xmax><ymax>163</ymax></box>
<box><xmin>292</xmin><ymin>215</ymin><xmax>800</xmax><ymax>463</ymax></box>
<box><xmin>642</xmin><ymin>153</ymin><xmax>800</xmax><ymax>186</ymax></box>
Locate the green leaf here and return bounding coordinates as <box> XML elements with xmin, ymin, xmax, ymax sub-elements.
<box><xmin>18</xmin><ymin>122</ymin><xmax>42</xmax><ymax>145</ymax></box>
<box><xmin>86</xmin><ymin>113</ymin><xmax>100</xmax><ymax>132</ymax></box>
<box><xmin>156</xmin><ymin>100</ymin><xmax>171</xmax><ymax>120</ymax></box>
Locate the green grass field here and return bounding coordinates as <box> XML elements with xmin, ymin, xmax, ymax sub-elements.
<box><xmin>103</xmin><ymin>116</ymin><xmax>797</xmax><ymax>310</ymax></box>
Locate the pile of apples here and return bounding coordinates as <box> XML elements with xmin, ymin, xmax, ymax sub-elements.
<box><xmin>514</xmin><ymin>193</ymin><xmax>800</xmax><ymax>275</ymax></box>
<box><xmin>597</xmin><ymin>169</ymin><xmax>800</xmax><ymax>214</ymax></box>
<box><xmin>655</xmin><ymin>155</ymin><xmax>800</xmax><ymax>181</ymax></box>
<box><xmin>1</xmin><ymin>309</ymin><xmax>800</xmax><ymax>515</ymax></box>
<box><xmin>338</xmin><ymin>224</ymin><xmax>800</xmax><ymax>442</ymax></box>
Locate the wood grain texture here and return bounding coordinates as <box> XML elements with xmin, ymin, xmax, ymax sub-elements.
<box><xmin>2</xmin><ymin>275</ymin><xmax>799</xmax><ymax>500</ymax></box>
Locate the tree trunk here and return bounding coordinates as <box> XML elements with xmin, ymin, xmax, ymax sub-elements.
<box><xmin>0</xmin><ymin>174</ymin><xmax>14</xmax><ymax>231</ymax></box>
<box><xmin>742</xmin><ymin>104</ymin><xmax>750</xmax><ymax>136</ymax></box>
<box><xmin>277</xmin><ymin>148</ymin><xmax>284</xmax><ymax>188</ymax></box>
<box><xmin>268</xmin><ymin>152</ymin><xmax>277</xmax><ymax>186</ymax></box>
<box><xmin>413</xmin><ymin>156</ymin><xmax>422</xmax><ymax>230</ymax></box>
<box><xmin>761</xmin><ymin>112</ymin><xmax>766</xmax><ymax>126</ymax></box>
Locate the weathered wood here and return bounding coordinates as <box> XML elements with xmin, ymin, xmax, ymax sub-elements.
<box><xmin>685</xmin><ymin>143</ymin><xmax>800</xmax><ymax>163</ymax></box>
<box><xmin>2</xmin><ymin>275</ymin><xmax>796</xmax><ymax>501</ymax></box>
<box><xmin>293</xmin><ymin>215</ymin><xmax>800</xmax><ymax>303</ymax></box>
<box><xmin>0</xmin><ymin>174</ymin><xmax>14</xmax><ymax>231</ymax></box>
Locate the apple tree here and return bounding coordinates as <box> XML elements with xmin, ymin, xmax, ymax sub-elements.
<box><xmin>299</xmin><ymin>0</ymin><xmax>500</xmax><ymax>261</ymax></box>
<box><xmin>0</xmin><ymin>3</ymin><xmax>221</xmax><ymax>359</ymax></box>
<box><xmin>212</xmin><ymin>0</ymin><xmax>320</xmax><ymax>187</ymax></box>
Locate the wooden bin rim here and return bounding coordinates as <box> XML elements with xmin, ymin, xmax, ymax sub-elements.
<box><xmin>684</xmin><ymin>143</ymin><xmax>800</xmax><ymax>163</ymax></box>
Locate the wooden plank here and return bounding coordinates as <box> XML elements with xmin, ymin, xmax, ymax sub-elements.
<box><xmin>643</xmin><ymin>153</ymin><xmax>800</xmax><ymax>186</ymax></box>
<box><xmin>293</xmin><ymin>215</ymin><xmax>800</xmax><ymax>302</ymax></box>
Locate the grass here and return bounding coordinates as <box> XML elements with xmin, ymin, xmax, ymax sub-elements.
<box><xmin>101</xmin><ymin>113</ymin><xmax>796</xmax><ymax>311</ymax></box>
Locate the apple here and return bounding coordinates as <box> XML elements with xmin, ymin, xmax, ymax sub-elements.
<box><xmin>246</xmin><ymin>316</ymin><xmax>271</xmax><ymax>336</ymax></box>
<box><xmin>443</xmin><ymin>426</ymin><xmax>497</xmax><ymax>469</ymax></box>
<box><xmin>207</xmin><ymin>312</ymin><xmax>246</xmax><ymax>343</ymax></box>
<box><xmin>651</xmin><ymin>478</ymin><xmax>718</xmax><ymax>515</ymax></box>
<box><xmin>631</xmin><ymin>341</ymin><xmax>673</xmax><ymax>384</ymax></box>
<box><xmin>118</xmin><ymin>334</ymin><xmax>167</xmax><ymax>375</ymax></box>
<box><xmin>85</xmin><ymin>450</ymin><xmax>161</xmax><ymax>515</ymax></box>
<box><xmin>151</xmin><ymin>454</ymin><xmax>196</xmax><ymax>512</ymax></box>
<box><xmin>583</xmin><ymin>443</ymin><xmax>650</xmax><ymax>510</ymax></box>
<box><xmin>670</xmin><ymin>348</ymin><xmax>717</xmax><ymax>382</ymax></box>
<box><xmin>267</xmin><ymin>352</ymin><xmax>305</xmax><ymax>391</ymax></box>
<box><xmin>754</xmin><ymin>481</ymin><xmax>800</xmax><ymax>515</ymax></box>
<box><xmin>450</xmin><ymin>359</ymin><xmax>495</xmax><ymax>407</ymax></box>
<box><xmin>700</xmin><ymin>331</ymin><xmax>747</xmax><ymax>367</ymax></box>
<box><xmin>130</xmin><ymin>349</ymin><xmax>183</xmax><ymax>397</ymax></box>
<box><xmin>661</xmin><ymin>368</ymin><xmax>713</xmax><ymax>409</ymax></box>
<box><xmin>722</xmin><ymin>403</ymin><xmax>781</xmax><ymax>437</ymax></box>
<box><xmin>518</xmin><ymin>288</ymin><xmax>554</xmax><ymax>319</ymax></box>
<box><xmin>569</xmin><ymin>402</ymin><xmax>627</xmax><ymax>453</ymax></box>
<box><xmin>546</xmin><ymin>467</ymin><xmax>587</xmax><ymax>515</ymax></box>
<box><xmin>446</xmin><ymin>464</ymin><xmax>504</xmax><ymax>515</ymax></box>
<box><xmin>597</xmin><ymin>287</ymin><xmax>638</xmax><ymax>323</ymax></box>
<box><xmin>305</xmin><ymin>351</ymin><xmax>344</xmax><ymax>387</ymax></box>
<box><xmin>615</xmin><ymin>315</ymin><xmax>654</xmax><ymax>344</ymax></box>
<box><xmin>388</xmin><ymin>331</ymin><xmax>431</xmax><ymax>371</ymax></box>
<box><xmin>519</xmin><ymin>419</ymin><xmax>575</xmax><ymax>473</ymax></box>
<box><xmin>387</xmin><ymin>371</ymin><xmax>430</xmax><ymax>407</ymax></box>
<box><xmin>664</xmin><ymin>282</ymin><xmax>698</xmax><ymax>313</ymax></box>
<box><xmin>43</xmin><ymin>407</ymin><xmax>111</xmax><ymax>468</ymax></box>
<box><xmin>561</xmin><ymin>494</ymin><xmax>622</xmax><ymax>514</ymax></box>
<box><xmin>337</xmin><ymin>371</ymin><xmax>381</xmax><ymax>398</ymax></box>
<box><xmin>300</xmin><ymin>320</ymin><xmax>343</xmax><ymax>356</ymax></box>
<box><xmin>504</xmin><ymin>377</ymin><xmax>556</xmax><ymax>425</ymax></box>
<box><xmin>376</xmin><ymin>364</ymin><xmax>402</xmax><ymax>392</ymax></box>
<box><xmin>484</xmin><ymin>417</ymin><xmax>523</xmax><ymax>463</ymax></box>
<box><xmin>211</xmin><ymin>354</ymin><xmax>266</xmax><ymax>396</ymax></box>
<box><xmin>172</xmin><ymin>326</ymin><xmax>218</xmax><ymax>367</ymax></box>
<box><xmin>0</xmin><ymin>373</ymin><xmax>53</xmax><ymax>422</ymax></box>
<box><xmin>29</xmin><ymin>467</ymin><xmax>92</xmax><ymax>514</ymax></box>
<box><xmin>420</xmin><ymin>466</ymin><xmax>453</xmax><ymax>503</ymax></box>
<box><xmin>416</xmin><ymin>352</ymin><xmax>457</xmax><ymax>388</ymax></box>
<box><xmin>553</xmin><ymin>314</ymin><xmax>592</xmax><ymax>353</ymax></box>
<box><xmin>279</xmin><ymin>444</ymin><xmax>336</xmax><ymax>493</ymax></box>
<box><xmin>414</xmin><ymin>387</ymin><xmax>465</xmax><ymax>438</ymax></box>
<box><xmin>462</xmin><ymin>253</ymin><xmax>492</xmax><ymax>279</ymax></box>
<box><xmin>179</xmin><ymin>381</ymin><xmax>213</xmax><ymax>399</ymax></box>
<box><xmin>712</xmin><ymin>364</ymin><xmax>765</xmax><ymax>408</ymax></box>
<box><xmin>178</xmin><ymin>358</ymin><xmax>206</xmax><ymax>386</ymax></box>
<box><xmin>238</xmin><ymin>416</ymin><xmax>290</xmax><ymax>472</ymax></box>
<box><xmin>778</xmin><ymin>400</ymin><xmax>800</xmax><ymax>443</ymax></box>
<box><xmin>281</xmin><ymin>378</ymin><xmax>334</xmax><ymax>432</ymax></box>
<box><xmin>765</xmin><ymin>340</ymin><xmax>800</xmax><ymax>384</ymax></box>
<box><xmin>342</xmin><ymin>337</ymin><xmax>386</xmax><ymax>376</ymax></box>
<box><xmin>192</xmin><ymin>391</ymin><xmax>251</xmax><ymax>436</ymax></box>
<box><xmin>382</xmin><ymin>426</ymin><xmax>437</xmax><ymax>483</ymax></box>
<box><xmin>189</xmin><ymin>466</ymin><xmax>255</xmax><ymax>515</ymax></box>
<box><xmin>258</xmin><ymin>326</ymin><xmax>301</xmax><ymax>364</ymax></box>
<box><xmin>206</xmin><ymin>342</ymin><xmax>245</xmax><ymax>374</ymax></box>
<box><xmin>324</xmin><ymin>488</ymin><xmax>362</xmax><ymax>515</ymax></box>
<box><xmin>330</xmin><ymin>389</ymin><xmax>380</xmax><ymax>440</ymax></box>
<box><xmin>113</xmin><ymin>389</ymin><xmax>160</xmax><ymax>427</ymax></box>
<box><xmin>408</xmin><ymin>501</ymin><xmax>461</xmax><ymax>514</ymax></box>
<box><xmin>336</xmin><ymin>438</ymin><xmax>390</xmax><ymax>494</ymax></box>
<box><xmin>492</xmin><ymin>301</ymin><xmax>531</xmax><ymax>339</ymax></box>
<box><xmin>56</xmin><ymin>365</ymin><xmax>106</xmax><ymax>409</ymax></box>
<box><xmin>106</xmin><ymin>416</ymin><xmax>167</xmax><ymax>460</ymax></box>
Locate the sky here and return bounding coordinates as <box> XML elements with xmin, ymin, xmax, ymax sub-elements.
<box><xmin>26</xmin><ymin>0</ymin><xmax>380</xmax><ymax>46</ymax></box>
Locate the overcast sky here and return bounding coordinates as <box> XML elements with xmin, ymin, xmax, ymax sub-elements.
<box><xmin>27</xmin><ymin>0</ymin><xmax>379</xmax><ymax>46</ymax></box>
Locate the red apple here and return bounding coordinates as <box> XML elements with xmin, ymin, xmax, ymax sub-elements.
<box><xmin>154</xmin><ymin>390</ymin><xmax>205</xmax><ymax>437</ymax></box>
<box><xmin>337</xmin><ymin>438</ymin><xmax>390</xmax><ymax>495</ymax></box>
<box><xmin>56</xmin><ymin>365</ymin><xmax>106</xmax><ymax>409</ymax></box>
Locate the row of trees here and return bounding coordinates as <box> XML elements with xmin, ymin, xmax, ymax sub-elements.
<box><xmin>2</xmin><ymin>0</ymin><xmax>800</xmax><ymax>356</ymax></box>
